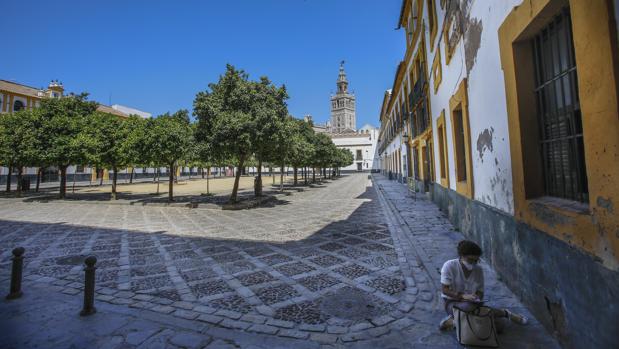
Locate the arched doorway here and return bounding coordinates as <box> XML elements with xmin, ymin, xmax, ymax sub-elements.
<box><xmin>13</xmin><ymin>100</ymin><xmax>25</xmax><ymax>112</ymax></box>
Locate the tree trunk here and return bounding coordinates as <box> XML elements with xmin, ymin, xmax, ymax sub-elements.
<box><xmin>280</xmin><ymin>162</ymin><xmax>284</xmax><ymax>192</ymax></box>
<box><xmin>312</xmin><ymin>167</ymin><xmax>316</xmax><ymax>183</ymax></box>
<box><xmin>304</xmin><ymin>166</ymin><xmax>307</xmax><ymax>185</ymax></box>
<box><xmin>36</xmin><ymin>167</ymin><xmax>42</xmax><ymax>192</ymax></box>
<box><xmin>293</xmin><ymin>166</ymin><xmax>298</xmax><ymax>186</ymax></box>
<box><xmin>168</xmin><ymin>163</ymin><xmax>174</xmax><ymax>201</ymax></box>
<box><xmin>111</xmin><ymin>166</ymin><xmax>118</xmax><ymax>200</ymax></box>
<box><xmin>230</xmin><ymin>155</ymin><xmax>245</xmax><ymax>203</ymax></box>
<box><xmin>72</xmin><ymin>168</ymin><xmax>77</xmax><ymax>193</ymax></box>
<box><xmin>201</xmin><ymin>168</ymin><xmax>205</xmax><ymax>179</ymax></box>
<box><xmin>5</xmin><ymin>165</ymin><xmax>12</xmax><ymax>192</ymax></box>
<box><xmin>156</xmin><ymin>168</ymin><xmax>160</xmax><ymax>194</ymax></box>
<box><xmin>129</xmin><ymin>168</ymin><xmax>134</xmax><ymax>184</ymax></box>
<box><xmin>16</xmin><ymin>167</ymin><xmax>23</xmax><ymax>197</ymax></box>
<box><xmin>271</xmin><ymin>166</ymin><xmax>275</xmax><ymax>185</ymax></box>
<box><xmin>206</xmin><ymin>166</ymin><xmax>210</xmax><ymax>194</ymax></box>
<box><xmin>99</xmin><ymin>169</ymin><xmax>104</xmax><ymax>186</ymax></box>
<box><xmin>59</xmin><ymin>165</ymin><xmax>67</xmax><ymax>199</ymax></box>
<box><xmin>255</xmin><ymin>159</ymin><xmax>263</xmax><ymax>197</ymax></box>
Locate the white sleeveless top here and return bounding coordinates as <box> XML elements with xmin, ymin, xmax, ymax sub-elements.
<box><xmin>440</xmin><ymin>258</ymin><xmax>484</xmax><ymax>300</ymax></box>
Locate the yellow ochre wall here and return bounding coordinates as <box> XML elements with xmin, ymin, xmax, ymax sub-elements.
<box><xmin>499</xmin><ymin>0</ymin><xmax>619</xmax><ymax>270</ymax></box>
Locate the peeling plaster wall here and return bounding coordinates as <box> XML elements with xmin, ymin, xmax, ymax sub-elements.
<box><xmin>415</xmin><ymin>2</ymin><xmax>619</xmax><ymax>346</ymax></box>
<box><xmin>427</xmin><ymin>0</ymin><xmax>519</xmax><ymax>214</ymax></box>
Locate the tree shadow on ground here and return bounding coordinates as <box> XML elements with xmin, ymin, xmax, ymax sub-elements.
<box><xmin>17</xmin><ymin>187</ymin><xmax>295</xmax><ymax>210</ymax></box>
<box><xmin>0</xmin><ymin>181</ymin><xmax>414</xmax><ymax>334</ymax></box>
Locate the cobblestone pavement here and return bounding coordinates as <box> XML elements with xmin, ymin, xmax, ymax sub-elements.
<box><xmin>368</xmin><ymin>175</ymin><xmax>560</xmax><ymax>348</ymax></box>
<box><xmin>0</xmin><ymin>173</ymin><xmax>560</xmax><ymax>348</ymax></box>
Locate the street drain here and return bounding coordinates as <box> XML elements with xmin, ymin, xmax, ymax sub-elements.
<box><xmin>320</xmin><ymin>286</ymin><xmax>384</xmax><ymax>320</ymax></box>
<box><xmin>56</xmin><ymin>255</ymin><xmax>87</xmax><ymax>265</ymax></box>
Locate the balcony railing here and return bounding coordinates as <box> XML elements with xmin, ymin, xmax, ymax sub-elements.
<box><xmin>412</xmin><ymin>73</ymin><xmax>426</xmax><ymax>102</ymax></box>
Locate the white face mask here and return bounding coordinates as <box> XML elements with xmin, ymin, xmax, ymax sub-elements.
<box><xmin>462</xmin><ymin>260</ymin><xmax>475</xmax><ymax>271</ymax></box>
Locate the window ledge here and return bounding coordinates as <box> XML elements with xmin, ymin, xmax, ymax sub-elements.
<box><xmin>528</xmin><ymin>196</ymin><xmax>590</xmax><ymax>215</ymax></box>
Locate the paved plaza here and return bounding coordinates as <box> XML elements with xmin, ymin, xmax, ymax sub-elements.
<box><xmin>0</xmin><ymin>173</ymin><xmax>559</xmax><ymax>348</ymax></box>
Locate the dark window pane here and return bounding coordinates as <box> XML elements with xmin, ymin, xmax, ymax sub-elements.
<box><xmin>532</xmin><ymin>8</ymin><xmax>588</xmax><ymax>202</ymax></box>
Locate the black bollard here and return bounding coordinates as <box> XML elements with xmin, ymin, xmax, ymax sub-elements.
<box><xmin>6</xmin><ymin>247</ymin><xmax>25</xmax><ymax>300</ymax></box>
<box><xmin>80</xmin><ymin>255</ymin><xmax>97</xmax><ymax>316</ymax></box>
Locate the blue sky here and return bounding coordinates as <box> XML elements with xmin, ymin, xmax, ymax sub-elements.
<box><xmin>1</xmin><ymin>0</ymin><xmax>404</xmax><ymax>127</ymax></box>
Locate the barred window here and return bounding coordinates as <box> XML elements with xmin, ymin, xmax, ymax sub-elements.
<box><xmin>453</xmin><ymin>107</ymin><xmax>467</xmax><ymax>182</ymax></box>
<box><xmin>532</xmin><ymin>8</ymin><xmax>588</xmax><ymax>202</ymax></box>
<box><xmin>438</xmin><ymin>124</ymin><xmax>447</xmax><ymax>179</ymax></box>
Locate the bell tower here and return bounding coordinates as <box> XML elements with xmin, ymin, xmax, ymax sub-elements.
<box><xmin>330</xmin><ymin>61</ymin><xmax>356</xmax><ymax>133</ymax></box>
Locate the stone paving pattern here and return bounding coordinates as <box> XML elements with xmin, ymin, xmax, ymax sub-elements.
<box><xmin>0</xmin><ymin>173</ymin><xmax>560</xmax><ymax>348</ymax></box>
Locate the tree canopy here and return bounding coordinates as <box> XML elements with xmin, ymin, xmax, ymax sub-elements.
<box><xmin>0</xmin><ymin>109</ymin><xmax>41</xmax><ymax>196</ymax></box>
<box><xmin>38</xmin><ymin>93</ymin><xmax>98</xmax><ymax>197</ymax></box>
<box><xmin>144</xmin><ymin>110</ymin><xmax>193</xmax><ymax>201</ymax></box>
<box><xmin>0</xmin><ymin>64</ymin><xmax>354</xmax><ymax>202</ymax></box>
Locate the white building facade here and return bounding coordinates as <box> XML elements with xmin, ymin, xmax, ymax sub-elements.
<box><xmin>330</xmin><ymin>124</ymin><xmax>379</xmax><ymax>172</ymax></box>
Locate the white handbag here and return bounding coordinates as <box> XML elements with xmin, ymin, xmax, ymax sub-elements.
<box><xmin>453</xmin><ymin>305</ymin><xmax>499</xmax><ymax>348</ymax></box>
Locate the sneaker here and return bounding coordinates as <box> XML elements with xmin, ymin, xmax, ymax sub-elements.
<box><xmin>506</xmin><ymin>310</ymin><xmax>528</xmax><ymax>325</ymax></box>
<box><xmin>439</xmin><ymin>315</ymin><xmax>454</xmax><ymax>331</ymax></box>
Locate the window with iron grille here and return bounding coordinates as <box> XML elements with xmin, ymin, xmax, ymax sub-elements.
<box><xmin>532</xmin><ymin>7</ymin><xmax>588</xmax><ymax>203</ymax></box>
<box><xmin>413</xmin><ymin>99</ymin><xmax>429</xmax><ymax>138</ymax></box>
<box><xmin>453</xmin><ymin>107</ymin><xmax>467</xmax><ymax>182</ymax></box>
<box><xmin>438</xmin><ymin>124</ymin><xmax>447</xmax><ymax>179</ymax></box>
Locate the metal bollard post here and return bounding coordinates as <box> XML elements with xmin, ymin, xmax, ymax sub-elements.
<box><xmin>6</xmin><ymin>247</ymin><xmax>25</xmax><ymax>300</ymax></box>
<box><xmin>80</xmin><ymin>255</ymin><xmax>97</xmax><ymax>316</ymax></box>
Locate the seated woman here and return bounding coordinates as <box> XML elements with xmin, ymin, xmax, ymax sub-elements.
<box><xmin>439</xmin><ymin>240</ymin><xmax>528</xmax><ymax>330</ymax></box>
